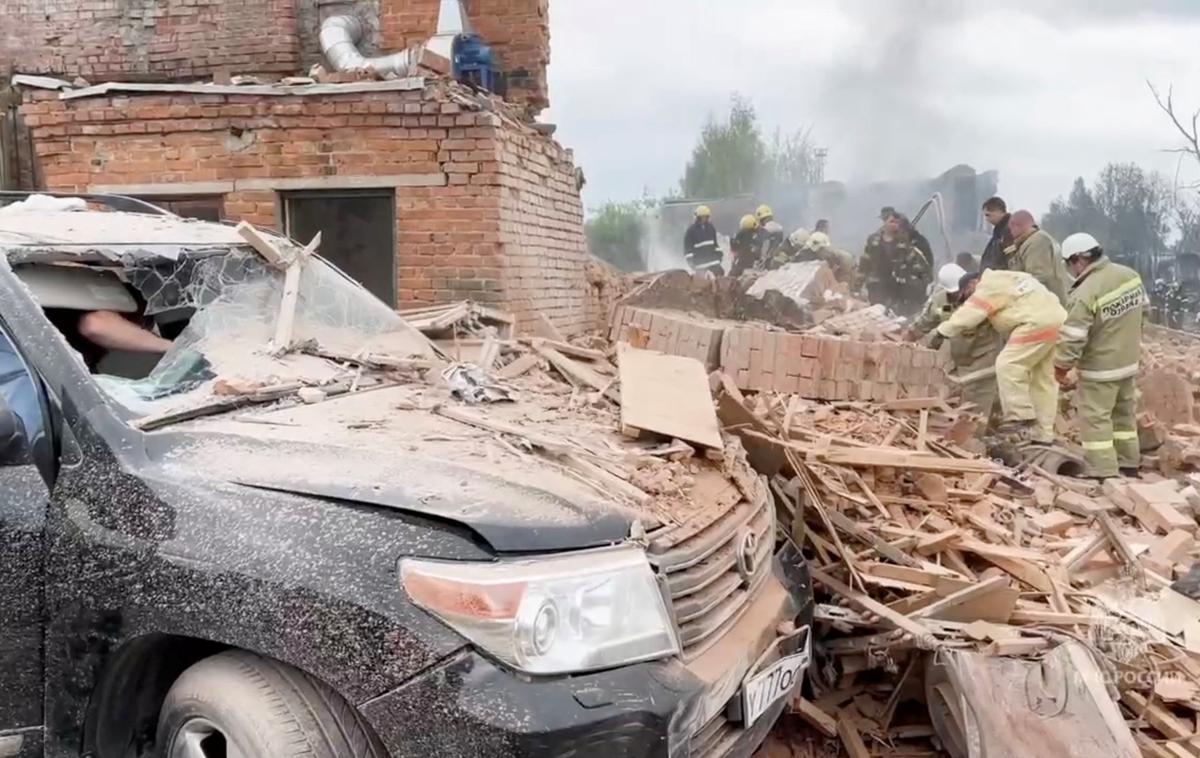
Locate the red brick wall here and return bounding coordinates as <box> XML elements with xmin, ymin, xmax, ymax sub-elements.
<box><xmin>0</xmin><ymin>0</ymin><xmax>300</xmax><ymax>80</ymax></box>
<box><xmin>18</xmin><ymin>81</ymin><xmax>588</xmax><ymax>333</ymax></box>
<box><xmin>378</xmin><ymin>0</ymin><xmax>550</xmax><ymax>114</ymax></box>
<box><xmin>495</xmin><ymin>125</ymin><xmax>588</xmax><ymax>333</ymax></box>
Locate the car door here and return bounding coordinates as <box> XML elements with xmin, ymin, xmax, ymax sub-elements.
<box><xmin>0</xmin><ymin>323</ymin><xmax>50</xmax><ymax>746</ymax></box>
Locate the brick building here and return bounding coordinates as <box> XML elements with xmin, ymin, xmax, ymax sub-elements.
<box><xmin>0</xmin><ymin>0</ymin><xmax>590</xmax><ymax>334</ymax></box>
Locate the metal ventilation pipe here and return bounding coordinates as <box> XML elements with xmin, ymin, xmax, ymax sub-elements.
<box><xmin>319</xmin><ymin>15</ymin><xmax>419</xmax><ymax>79</ymax></box>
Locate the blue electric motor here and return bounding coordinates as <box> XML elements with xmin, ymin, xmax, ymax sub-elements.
<box><xmin>452</xmin><ymin>34</ymin><xmax>497</xmax><ymax>92</ymax></box>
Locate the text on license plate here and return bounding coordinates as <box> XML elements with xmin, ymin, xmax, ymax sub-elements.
<box><xmin>741</xmin><ymin>646</ymin><xmax>810</xmax><ymax>727</ymax></box>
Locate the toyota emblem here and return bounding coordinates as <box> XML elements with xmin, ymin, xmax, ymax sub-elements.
<box><xmin>735</xmin><ymin>529</ymin><xmax>759</xmax><ymax>583</ymax></box>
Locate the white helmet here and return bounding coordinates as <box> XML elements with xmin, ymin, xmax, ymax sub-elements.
<box><xmin>805</xmin><ymin>231</ymin><xmax>831</xmax><ymax>250</ymax></box>
<box><xmin>1061</xmin><ymin>232</ymin><xmax>1101</xmax><ymax>260</ymax></box>
<box><xmin>938</xmin><ymin>263</ymin><xmax>968</xmax><ymax>293</ymax></box>
<box><xmin>788</xmin><ymin>228</ymin><xmax>811</xmax><ymax>247</ymax></box>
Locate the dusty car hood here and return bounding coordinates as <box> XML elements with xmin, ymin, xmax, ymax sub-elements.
<box><xmin>146</xmin><ymin>393</ymin><xmax>639</xmax><ymax>553</ymax></box>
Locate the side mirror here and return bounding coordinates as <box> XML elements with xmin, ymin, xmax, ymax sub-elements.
<box><xmin>0</xmin><ymin>397</ymin><xmax>28</xmax><ymax>465</ymax></box>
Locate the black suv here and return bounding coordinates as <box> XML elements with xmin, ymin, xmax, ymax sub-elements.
<box><xmin>0</xmin><ymin>194</ymin><xmax>813</xmax><ymax>758</ymax></box>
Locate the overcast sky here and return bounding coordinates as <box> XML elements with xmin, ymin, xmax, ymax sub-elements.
<box><xmin>543</xmin><ymin>0</ymin><xmax>1200</xmax><ymax>220</ymax></box>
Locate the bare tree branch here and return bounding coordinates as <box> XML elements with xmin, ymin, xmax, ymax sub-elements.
<box><xmin>1150</xmin><ymin>80</ymin><xmax>1200</xmax><ymax>172</ymax></box>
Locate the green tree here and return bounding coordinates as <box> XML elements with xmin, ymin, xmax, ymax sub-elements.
<box><xmin>763</xmin><ymin>127</ymin><xmax>824</xmax><ymax>192</ymax></box>
<box><xmin>585</xmin><ymin>199</ymin><xmax>655</xmax><ymax>272</ymax></box>
<box><xmin>1092</xmin><ymin>163</ymin><xmax>1172</xmax><ymax>262</ymax></box>
<box><xmin>1042</xmin><ymin>178</ymin><xmax>1106</xmax><ymax>241</ymax></box>
<box><xmin>680</xmin><ymin>95</ymin><xmax>767</xmax><ymax>198</ymax></box>
<box><xmin>1041</xmin><ymin>163</ymin><xmax>1172</xmax><ymax>274</ymax></box>
<box><xmin>679</xmin><ymin>95</ymin><xmax>823</xmax><ymax>199</ymax></box>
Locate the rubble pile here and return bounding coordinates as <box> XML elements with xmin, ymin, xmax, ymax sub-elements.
<box><xmin>361</xmin><ymin>283</ymin><xmax>1200</xmax><ymax>758</ymax></box>
<box><xmin>718</xmin><ymin>380</ymin><xmax>1200</xmax><ymax>757</ymax></box>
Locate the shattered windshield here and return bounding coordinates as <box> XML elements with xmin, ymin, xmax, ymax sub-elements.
<box><xmin>93</xmin><ymin>247</ymin><xmax>433</xmax><ymax>418</ymax></box>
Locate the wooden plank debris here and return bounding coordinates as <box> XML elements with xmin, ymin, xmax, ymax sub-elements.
<box><xmin>535</xmin><ymin>342</ymin><xmax>620</xmax><ymax>403</ymax></box>
<box><xmin>495</xmin><ymin>353</ymin><xmax>540</xmax><ymax>380</ymax></box>
<box><xmin>532</xmin><ymin>312</ymin><xmax>566</xmax><ymax>342</ymax></box>
<box><xmin>792</xmin><ymin>698</ymin><xmax>839</xmax><ymax>738</ymax></box>
<box><xmin>543</xmin><ymin>318</ymin><xmax>1200</xmax><ymax>757</ymax></box>
<box><xmin>811</xmin><ymin>568</ymin><xmax>937</xmax><ymax>642</ymax></box>
<box><xmin>616</xmin><ymin>343</ymin><xmax>722</xmax><ymax>449</ymax></box>
<box><xmin>836</xmin><ymin>711</ymin><xmax>874</xmax><ymax>758</ymax></box>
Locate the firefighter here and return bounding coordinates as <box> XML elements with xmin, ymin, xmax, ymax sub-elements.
<box><xmin>1005</xmin><ymin>210</ymin><xmax>1067</xmax><ymax>304</ymax></box>
<box><xmin>730</xmin><ymin>214</ymin><xmax>760</xmax><ymax>276</ymax></box>
<box><xmin>898</xmin><ymin>214</ymin><xmax>934</xmax><ymax>283</ymax></box>
<box><xmin>1055</xmin><ymin>232</ymin><xmax>1147</xmax><ymax>479</ymax></box>
<box><xmin>755</xmin><ymin>205</ymin><xmax>785</xmax><ymax>264</ymax></box>
<box><xmin>861</xmin><ymin>210</ymin><xmax>930</xmax><ymax>315</ymax></box>
<box><xmin>931</xmin><ymin>269</ymin><xmax>1067</xmax><ymax>445</ymax></box>
<box><xmin>682</xmin><ymin>205</ymin><xmax>723</xmax><ymax>276</ymax></box>
<box><xmin>804</xmin><ymin>232</ymin><xmax>857</xmax><ymax>284</ymax></box>
<box><xmin>768</xmin><ymin>228</ymin><xmax>812</xmax><ymax>269</ymax></box>
<box><xmin>911</xmin><ymin>264</ymin><xmax>1001</xmax><ymax>422</ymax></box>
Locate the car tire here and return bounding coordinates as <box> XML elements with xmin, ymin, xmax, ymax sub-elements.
<box><xmin>156</xmin><ymin>650</ymin><xmax>387</xmax><ymax>758</ymax></box>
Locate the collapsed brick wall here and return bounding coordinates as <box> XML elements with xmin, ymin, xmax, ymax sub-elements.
<box><xmin>610</xmin><ymin>305</ymin><xmax>947</xmax><ymax>401</ymax></box>
<box><xmin>378</xmin><ymin>0</ymin><xmax>550</xmax><ymax>114</ymax></box>
<box><xmin>0</xmin><ymin>0</ymin><xmax>300</xmax><ymax>80</ymax></box>
<box><xmin>582</xmin><ymin>259</ymin><xmax>634</xmax><ymax>336</ymax></box>
<box><xmin>18</xmin><ymin>80</ymin><xmax>589</xmax><ymax>334</ymax></box>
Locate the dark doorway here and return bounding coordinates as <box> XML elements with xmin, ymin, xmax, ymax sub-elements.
<box><xmin>282</xmin><ymin>190</ymin><xmax>396</xmax><ymax>306</ymax></box>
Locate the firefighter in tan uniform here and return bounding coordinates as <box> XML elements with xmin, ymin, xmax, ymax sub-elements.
<box><xmin>932</xmin><ymin>269</ymin><xmax>1068</xmax><ymax>444</ymax></box>
<box><xmin>910</xmin><ymin>264</ymin><xmax>1002</xmax><ymax>422</ymax></box>
<box><xmin>1054</xmin><ymin>233</ymin><xmax>1147</xmax><ymax>479</ymax></box>
<box><xmin>1006</xmin><ymin>210</ymin><xmax>1069</xmax><ymax>304</ymax></box>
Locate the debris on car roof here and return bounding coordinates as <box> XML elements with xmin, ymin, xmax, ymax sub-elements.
<box><xmin>0</xmin><ymin>205</ymin><xmax>251</xmax><ymax>254</ymax></box>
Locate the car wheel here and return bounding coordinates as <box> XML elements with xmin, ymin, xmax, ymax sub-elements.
<box><xmin>156</xmin><ymin>650</ymin><xmax>387</xmax><ymax>758</ymax></box>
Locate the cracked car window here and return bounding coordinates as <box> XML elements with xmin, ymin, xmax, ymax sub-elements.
<box><xmin>95</xmin><ymin>248</ymin><xmax>432</xmax><ymax>416</ymax></box>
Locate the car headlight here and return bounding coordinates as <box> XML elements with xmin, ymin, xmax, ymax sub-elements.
<box><xmin>400</xmin><ymin>545</ymin><xmax>680</xmax><ymax>675</ymax></box>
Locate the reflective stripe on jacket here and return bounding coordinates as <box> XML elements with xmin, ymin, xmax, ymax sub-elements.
<box><xmin>1055</xmin><ymin>257</ymin><xmax>1145</xmax><ymax>382</ymax></box>
<box><xmin>937</xmin><ymin>269</ymin><xmax>1067</xmax><ymax>344</ymax></box>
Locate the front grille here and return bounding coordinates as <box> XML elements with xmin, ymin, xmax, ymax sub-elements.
<box><xmin>648</xmin><ymin>490</ymin><xmax>775</xmax><ymax>658</ymax></box>
<box><xmin>689</xmin><ymin>712</ymin><xmax>738</xmax><ymax>757</ymax></box>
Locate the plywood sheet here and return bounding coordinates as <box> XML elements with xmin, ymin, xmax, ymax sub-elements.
<box><xmin>618</xmin><ymin>343</ymin><xmax>722</xmax><ymax>450</ymax></box>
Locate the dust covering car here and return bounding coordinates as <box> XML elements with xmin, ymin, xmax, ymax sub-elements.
<box><xmin>0</xmin><ymin>193</ymin><xmax>813</xmax><ymax>758</ymax></box>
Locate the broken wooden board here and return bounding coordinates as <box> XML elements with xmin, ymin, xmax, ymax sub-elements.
<box><xmin>715</xmin><ymin>377</ymin><xmax>786</xmax><ymax>475</ymax></box>
<box><xmin>617</xmin><ymin>343</ymin><xmax>722</xmax><ymax>450</ymax></box>
<box><xmin>236</xmin><ymin>220</ymin><xmax>291</xmax><ymax>267</ymax></box>
<box><xmin>495</xmin><ymin>353</ymin><xmax>540</xmax><ymax>380</ymax></box>
<box><xmin>740</xmin><ymin>430</ymin><xmax>1001</xmax><ymax>474</ymax></box>
<box><xmin>836</xmin><ymin>710</ymin><xmax>874</xmax><ymax>758</ymax></box>
<box><xmin>531</xmin><ymin>312</ymin><xmax>567</xmax><ymax>342</ymax></box>
<box><xmin>791</xmin><ymin>697</ymin><xmax>839</xmax><ymax>738</ymax></box>
<box><xmin>534</xmin><ymin>343</ymin><xmax>620</xmax><ymax>403</ymax></box>
<box><xmin>520</xmin><ymin>337</ymin><xmax>605</xmax><ymax>362</ymax></box>
<box><xmin>913</xmin><ymin>575</ymin><xmax>1019</xmax><ymax>624</ymax></box>
<box><xmin>811</xmin><ymin>568</ymin><xmax>937</xmax><ymax>643</ymax></box>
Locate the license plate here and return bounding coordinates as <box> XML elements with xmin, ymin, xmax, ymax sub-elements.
<box><xmin>741</xmin><ymin>627</ymin><xmax>811</xmax><ymax>727</ymax></box>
